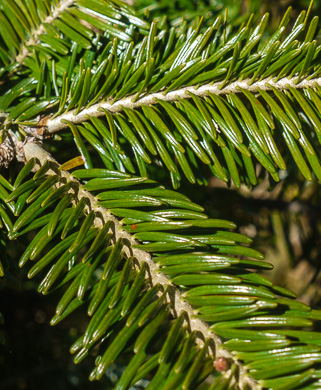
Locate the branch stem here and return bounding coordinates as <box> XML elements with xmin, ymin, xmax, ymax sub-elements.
<box><xmin>45</xmin><ymin>75</ymin><xmax>321</xmax><ymax>133</ymax></box>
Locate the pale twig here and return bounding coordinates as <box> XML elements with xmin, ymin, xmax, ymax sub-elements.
<box><xmin>45</xmin><ymin>75</ymin><xmax>321</xmax><ymax>133</ymax></box>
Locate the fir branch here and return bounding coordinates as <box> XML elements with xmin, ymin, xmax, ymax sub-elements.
<box><xmin>16</xmin><ymin>0</ymin><xmax>75</xmax><ymax>64</ymax></box>
<box><xmin>0</xmin><ymin>0</ymin><xmax>146</xmax><ymax>70</ymax></box>
<box><xmin>22</xmin><ymin>141</ymin><xmax>257</xmax><ymax>390</ymax></box>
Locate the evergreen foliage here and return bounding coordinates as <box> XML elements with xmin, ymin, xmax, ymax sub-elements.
<box><xmin>1</xmin><ymin>0</ymin><xmax>321</xmax><ymax>389</ymax></box>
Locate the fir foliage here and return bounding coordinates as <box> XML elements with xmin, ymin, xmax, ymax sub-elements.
<box><xmin>1</xmin><ymin>0</ymin><xmax>321</xmax><ymax>389</ymax></box>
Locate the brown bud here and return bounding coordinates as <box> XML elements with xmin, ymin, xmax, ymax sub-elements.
<box><xmin>214</xmin><ymin>356</ymin><xmax>230</xmax><ymax>372</ymax></box>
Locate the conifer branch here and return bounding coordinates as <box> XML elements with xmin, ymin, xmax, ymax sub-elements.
<box><xmin>22</xmin><ymin>141</ymin><xmax>258</xmax><ymax>390</ymax></box>
<box><xmin>15</xmin><ymin>0</ymin><xmax>75</xmax><ymax>64</ymax></box>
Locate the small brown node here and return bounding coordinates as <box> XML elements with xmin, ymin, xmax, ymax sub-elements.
<box><xmin>214</xmin><ymin>356</ymin><xmax>230</xmax><ymax>372</ymax></box>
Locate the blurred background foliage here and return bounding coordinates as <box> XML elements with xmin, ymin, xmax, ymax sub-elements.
<box><xmin>2</xmin><ymin>0</ymin><xmax>321</xmax><ymax>389</ymax></box>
